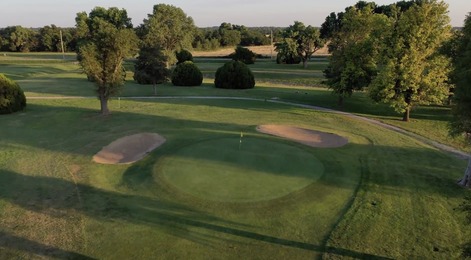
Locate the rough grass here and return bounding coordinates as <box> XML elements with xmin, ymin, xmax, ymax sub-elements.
<box><xmin>0</xmin><ymin>53</ymin><xmax>470</xmax><ymax>259</ymax></box>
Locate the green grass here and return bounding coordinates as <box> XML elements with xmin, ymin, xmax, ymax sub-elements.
<box><xmin>160</xmin><ymin>136</ymin><xmax>325</xmax><ymax>202</ymax></box>
<box><xmin>0</xmin><ymin>53</ymin><xmax>470</xmax><ymax>259</ymax></box>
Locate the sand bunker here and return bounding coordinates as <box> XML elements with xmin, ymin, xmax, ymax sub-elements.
<box><xmin>93</xmin><ymin>133</ymin><xmax>166</xmax><ymax>164</ymax></box>
<box><xmin>256</xmin><ymin>125</ymin><xmax>348</xmax><ymax>148</ymax></box>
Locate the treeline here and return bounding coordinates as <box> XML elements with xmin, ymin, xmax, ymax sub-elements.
<box><xmin>0</xmin><ymin>25</ymin><xmax>78</xmax><ymax>52</ymax></box>
<box><xmin>0</xmin><ymin>23</ymin><xmax>280</xmax><ymax>53</ymax></box>
<box><xmin>193</xmin><ymin>24</ymin><xmax>281</xmax><ymax>50</ymax></box>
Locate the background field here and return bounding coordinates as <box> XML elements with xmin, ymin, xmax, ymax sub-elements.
<box><xmin>0</xmin><ymin>53</ymin><xmax>469</xmax><ymax>259</ymax></box>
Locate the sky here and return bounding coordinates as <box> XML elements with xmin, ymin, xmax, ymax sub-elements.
<box><xmin>1</xmin><ymin>0</ymin><xmax>469</xmax><ymax>28</ymax></box>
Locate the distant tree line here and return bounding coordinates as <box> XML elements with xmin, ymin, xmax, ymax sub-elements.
<box><xmin>0</xmin><ymin>25</ymin><xmax>78</xmax><ymax>52</ymax></box>
<box><xmin>0</xmin><ymin>23</ymin><xmax>278</xmax><ymax>53</ymax></box>
<box><xmin>192</xmin><ymin>23</ymin><xmax>279</xmax><ymax>50</ymax></box>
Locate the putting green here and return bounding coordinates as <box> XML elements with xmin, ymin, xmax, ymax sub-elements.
<box><xmin>159</xmin><ymin>137</ymin><xmax>325</xmax><ymax>202</ymax></box>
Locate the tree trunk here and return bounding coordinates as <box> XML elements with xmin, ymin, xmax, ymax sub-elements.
<box><xmin>338</xmin><ymin>95</ymin><xmax>344</xmax><ymax>107</ymax></box>
<box><xmin>402</xmin><ymin>107</ymin><xmax>410</xmax><ymax>122</ymax></box>
<box><xmin>458</xmin><ymin>158</ymin><xmax>471</xmax><ymax>188</ymax></box>
<box><xmin>99</xmin><ymin>93</ymin><xmax>110</xmax><ymax>115</ymax></box>
<box><xmin>303</xmin><ymin>59</ymin><xmax>308</xmax><ymax>69</ymax></box>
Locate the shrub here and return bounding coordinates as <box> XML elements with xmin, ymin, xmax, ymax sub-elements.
<box><xmin>214</xmin><ymin>61</ymin><xmax>255</xmax><ymax>89</ymax></box>
<box><xmin>0</xmin><ymin>74</ymin><xmax>26</xmax><ymax>114</ymax></box>
<box><xmin>171</xmin><ymin>61</ymin><xmax>203</xmax><ymax>86</ymax></box>
<box><xmin>276</xmin><ymin>53</ymin><xmax>301</xmax><ymax>64</ymax></box>
<box><xmin>230</xmin><ymin>46</ymin><xmax>256</xmax><ymax>64</ymax></box>
<box><xmin>176</xmin><ymin>49</ymin><xmax>193</xmax><ymax>65</ymax></box>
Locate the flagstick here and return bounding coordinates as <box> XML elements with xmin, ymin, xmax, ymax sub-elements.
<box><xmin>239</xmin><ymin>131</ymin><xmax>243</xmax><ymax>150</ymax></box>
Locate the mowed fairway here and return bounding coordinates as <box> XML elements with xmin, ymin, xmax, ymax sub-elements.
<box><xmin>0</xmin><ymin>54</ymin><xmax>469</xmax><ymax>259</ymax></box>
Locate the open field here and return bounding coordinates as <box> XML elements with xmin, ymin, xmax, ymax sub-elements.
<box><xmin>192</xmin><ymin>44</ymin><xmax>330</xmax><ymax>58</ymax></box>
<box><xmin>0</xmin><ymin>53</ymin><xmax>470</xmax><ymax>259</ymax></box>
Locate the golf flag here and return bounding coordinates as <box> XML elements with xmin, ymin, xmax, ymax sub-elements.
<box><xmin>240</xmin><ymin>132</ymin><xmax>243</xmax><ymax>143</ymax></box>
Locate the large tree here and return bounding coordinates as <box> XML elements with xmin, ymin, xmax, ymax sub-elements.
<box><xmin>133</xmin><ymin>46</ymin><xmax>169</xmax><ymax>95</ymax></box>
<box><xmin>138</xmin><ymin>4</ymin><xmax>196</xmax><ymax>67</ymax></box>
<box><xmin>324</xmin><ymin>3</ymin><xmax>390</xmax><ymax>106</ymax></box>
<box><xmin>320</xmin><ymin>12</ymin><xmax>343</xmax><ymax>40</ymax></box>
<box><xmin>279</xmin><ymin>21</ymin><xmax>324</xmax><ymax>68</ymax></box>
<box><xmin>218</xmin><ymin>22</ymin><xmax>241</xmax><ymax>46</ymax></box>
<box><xmin>75</xmin><ymin>7</ymin><xmax>138</xmax><ymax>115</ymax></box>
<box><xmin>449</xmin><ymin>13</ymin><xmax>471</xmax><ymax>187</ymax></box>
<box><xmin>297</xmin><ymin>25</ymin><xmax>324</xmax><ymax>68</ymax></box>
<box><xmin>38</xmin><ymin>25</ymin><xmax>73</xmax><ymax>52</ymax></box>
<box><xmin>369</xmin><ymin>0</ymin><xmax>452</xmax><ymax>122</ymax></box>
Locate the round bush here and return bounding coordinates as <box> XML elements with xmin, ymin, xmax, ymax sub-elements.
<box><xmin>171</xmin><ymin>61</ymin><xmax>203</xmax><ymax>86</ymax></box>
<box><xmin>215</xmin><ymin>61</ymin><xmax>255</xmax><ymax>89</ymax></box>
<box><xmin>176</xmin><ymin>49</ymin><xmax>193</xmax><ymax>65</ymax></box>
<box><xmin>0</xmin><ymin>74</ymin><xmax>26</xmax><ymax>114</ymax></box>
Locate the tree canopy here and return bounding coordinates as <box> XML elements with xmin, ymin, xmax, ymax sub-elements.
<box><xmin>449</xmin><ymin>13</ymin><xmax>471</xmax><ymax>188</ymax></box>
<box><xmin>0</xmin><ymin>26</ymin><xmax>35</xmax><ymax>52</ymax></box>
<box><xmin>369</xmin><ymin>0</ymin><xmax>451</xmax><ymax>121</ymax></box>
<box><xmin>76</xmin><ymin>7</ymin><xmax>138</xmax><ymax>115</ymax></box>
<box><xmin>134</xmin><ymin>46</ymin><xmax>170</xmax><ymax>95</ymax></box>
<box><xmin>277</xmin><ymin>21</ymin><xmax>324</xmax><ymax>68</ymax></box>
<box><xmin>450</xmin><ymin>14</ymin><xmax>471</xmax><ymax>145</ymax></box>
<box><xmin>324</xmin><ymin>3</ymin><xmax>390</xmax><ymax>105</ymax></box>
<box><xmin>138</xmin><ymin>4</ymin><xmax>196</xmax><ymax>66</ymax></box>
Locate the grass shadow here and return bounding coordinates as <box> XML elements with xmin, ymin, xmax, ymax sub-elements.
<box><xmin>0</xmin><ymin>231</ymin><xmax>95</xmax><ymax>260</ymax></box>
<box><xmin>0</xmin><ymin>169</ymin><xmax>393</xmax><ymax>259</ymax></box>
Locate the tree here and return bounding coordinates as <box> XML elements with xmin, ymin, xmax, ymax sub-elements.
<box><xmin>171</xmin><ymin>61</ymin><xmax>203</xmax><ymax>87</ymax></box>
<box><xmin>138</xmin><ymin>4</ymin><xmax>196</xmax><ymax>67</ymax></box>
<box><xmin>218</xmin><ymin>23</ymin><xmax>241</xmax><ymax>46</ymax></box>
<box><xmin>274</xmin><ymin>38</ymin><xmax>300</xmax><ymax>64</ymax></box>
<box><xmin>325</xmin><ymin>3</ymin><xmax>390</xmax><ymax>106</ymax></box>
<box><xmin>134</xmin><ymin>46</ymin><xmax>170</xmax><ymax>95</ymax></box>
<box><xmin>368</xmin><ymin>0</ymin><xmax>451</xmax><ymax>122</ymax></box>
<box><xmin>449</xmin><ymin>13</ymin><xmax>471</xmax><ymax>187</ymax></box>
<box><xmin>239</xmin><ymin>28</ymin><xmax>270</xmax><ymax>46</ymax></box>
<box><xmin>278</xmin><ymin>21</ymin><xmax>324</xmax><ymax>68</ymax></box>
<box><xmin>320</xmin><ymin>1</ymin><xmax>375</xmax><ymax>42</ymax></box>
<box><xmin>1</xmin><ymin>26</ymin><xmax>36</xmax><ymax>52</ymax></box>
<box><xmin>0</xmin><ymin>73</ymin><xmax>26</xmax><ymax>114</ymax></box>
<box><xmin>75</xmin><ymin>7</ymin><xmax>138</xmax><ymax>115</ymax></box>
<box><xmin>441</xmin><ymin>29</ymin><xmax>465</xmax><ymax>105</ymax></box>
<box><xmin>215</xmin><ymin>61</ymin><xmax>255</xmax><ymax>89</ymax></box>
<box><xmin>320</xmin><ymin>12</ymin><xmax>343</xmax><ymax>40</ymax></box>
<box><xmin>38</xmin><ymin>25</ymin><xmax>66</xmax><ymax>52</ymax></box>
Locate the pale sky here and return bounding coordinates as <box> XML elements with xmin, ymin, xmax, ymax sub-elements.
<box><xmin>1</xmin><ymin>0</ymin><xmax>469</xmax><ymax>28</ymax></box>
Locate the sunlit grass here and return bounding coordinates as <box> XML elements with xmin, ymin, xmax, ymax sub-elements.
<box><xmin>0</xmin><ymin>51</ymin><xmax>469</xmax><ymax>259</ymax></box>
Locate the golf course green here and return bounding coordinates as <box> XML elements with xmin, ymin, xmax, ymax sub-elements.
<box><xmin>159</xmin><ymin>137</ymin><xmax>325</xmax><ymax>202</ymax></box>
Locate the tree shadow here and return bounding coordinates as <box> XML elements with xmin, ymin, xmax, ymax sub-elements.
<box><xmin>0</xmin><ymin>231</ymin><xmax>95</xmax><ymax>260</ymax></box>
<box><xmin>0</xmin><ymin>169</ymin><xmax>393</xmax><ymax>259</ymax></box>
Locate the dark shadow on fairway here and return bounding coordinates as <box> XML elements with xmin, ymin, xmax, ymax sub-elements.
<box><xmin>0</xmin><ymin>169</ymin><xmax>392</xmax><ymax>259</ymax></box>
<box><xmin>1</xmin><ymin>102</ymin><xmax>465</xmax><ymax>199</ymax></box>
<box><xmin>0</xmin><ymin>63</ymin><xmax>78</xmax><ymax>80</ymax></box>
<box><xmin>0</xmin><ymin>231</ymin><xmax>96</xmax><ymax>260</ymax></box>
